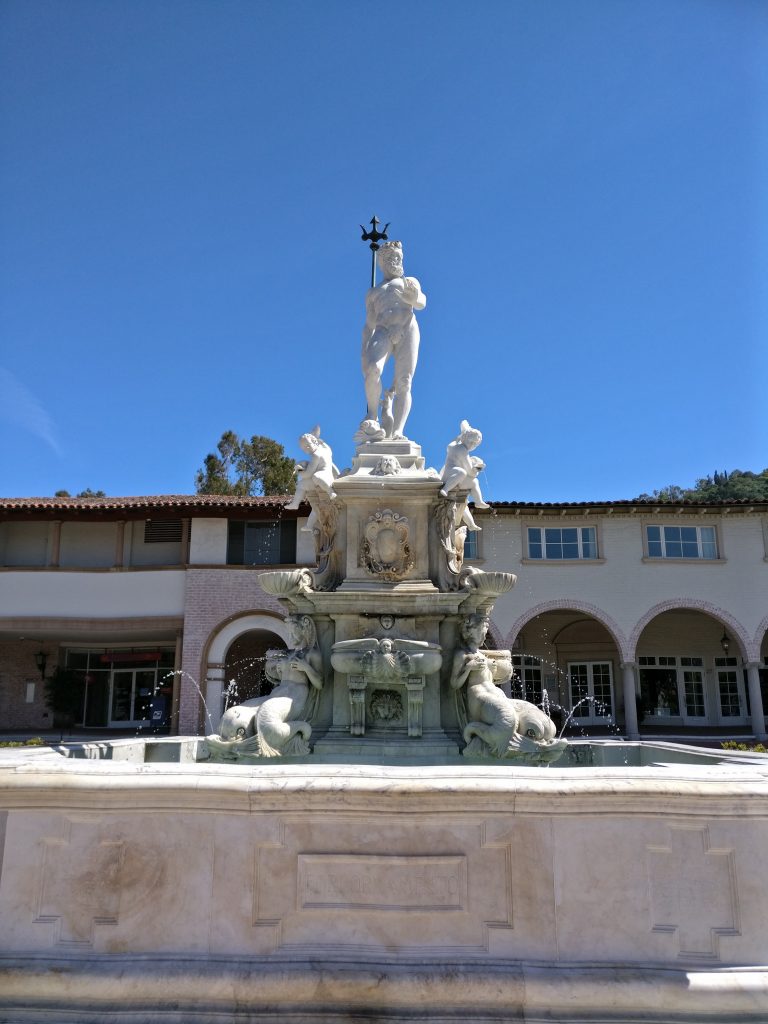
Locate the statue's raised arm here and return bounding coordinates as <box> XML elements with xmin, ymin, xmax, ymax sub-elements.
<box><xmin>360</xmin><ymin>241</ymin><xmax>426</xmax><ymax>442</ymax></box>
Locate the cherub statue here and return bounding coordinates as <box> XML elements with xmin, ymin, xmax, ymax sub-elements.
<box><xmin>440</xmin><ymin>420</ymin><xmax>490</xmax><ymax>531</ymax></box>
<box><xmin>450</xmin><ymin>614</ymin><xmax>566</xmax><ymax>764</ymax></box>
<box><xmin>285</xmin><ymin>426</ymin><xmax>339</xmax><ymax>530</ymax></box>
<box><xmin>211</xmin><ymin>614</ymin><xmax>322</xmax><ymax>758</ymax></box>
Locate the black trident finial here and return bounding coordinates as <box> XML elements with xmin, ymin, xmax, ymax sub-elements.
<box><xmin>360</xmin><ymin>215</ymin><xmax>390</xmax><ymax>287</ymax></box>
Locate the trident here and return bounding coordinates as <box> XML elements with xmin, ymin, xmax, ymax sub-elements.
<box><xmin>359</xmin><ymin>215</ymin><xmax>390</xmax><ymax>288</ymax></box>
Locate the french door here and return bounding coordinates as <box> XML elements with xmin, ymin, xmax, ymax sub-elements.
<box><xmin>567</xmin><ymin>662</ymin><xmax>614</xmax><ymax>726</ymax></box>
<box><xmin>638</xmin><ymin>656</ymin><xmax>707</xmax><ymax>725</ymax></box>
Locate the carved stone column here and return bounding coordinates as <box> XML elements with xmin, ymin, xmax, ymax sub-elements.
<box><xmin>348</xmin><ymin>675</ymin><xmax>367</xmax><ymax>736</ymax></box>
<box><xmin>405</xmin><ymin>676</ymin><xmax>425</xmax><ymax>737</ymax></box>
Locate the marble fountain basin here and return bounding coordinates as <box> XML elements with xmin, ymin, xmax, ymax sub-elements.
<box><xmin>0</xmin><ymin>739</ymin><xmax>767</xmax><ymax>1023</ymax></box>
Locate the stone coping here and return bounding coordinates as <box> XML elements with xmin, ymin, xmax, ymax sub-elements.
<box><xmin>0</xmin><ymin>957</ymin><xmax>766</xmax><ymax>1022</ymax></box>
<box><xmin>2</xmin><ymin>743</ymin><xmax>768</xmax><ymax>816</ymax></box>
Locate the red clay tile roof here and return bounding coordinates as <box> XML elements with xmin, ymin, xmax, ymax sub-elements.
<box><xmin>0</xmin><ymin>494</ymin><xmax>307</xmax><ymax>518</ymax></box>
<box><xmin>0</xmin><ymin>494</ymin><xmax>765</xmax><ymax>517</ymax></box>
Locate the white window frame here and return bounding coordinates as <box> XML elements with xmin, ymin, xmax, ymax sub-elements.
<box><xmin>643</xmin><ymin>523</ymin><xmax>719</xmax><ymax>560</ymax></box>
<box><xmin>510</xmin><ymin>655</ymin><xmax>543</xmax><ymax>705</ymax></box>
<box><xmin>525</xmin><ymin>524</ymin><xmax>600</xmax><ymax>561</ymax></box>
<box><xmin>462</xmin><ymin>528</ymin><xmax>481</xmax><ymax>561</ymax></box>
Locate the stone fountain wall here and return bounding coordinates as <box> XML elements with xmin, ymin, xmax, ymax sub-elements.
<box><xmin>1</xmin><ymin>745</ymin><xmax>768</xmax><ymax>1022</ymax></box>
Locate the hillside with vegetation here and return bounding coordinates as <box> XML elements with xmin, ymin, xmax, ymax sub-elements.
<box><xmin>635</xmin><ymin>469</ymin><xmax>768</xmax><ymax>503</ymax></box>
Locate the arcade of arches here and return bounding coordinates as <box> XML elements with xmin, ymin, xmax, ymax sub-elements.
<box><xmin>512</xmin><ymin>608</ymin><xmax>768</xmax><ymax>736</ymax></box>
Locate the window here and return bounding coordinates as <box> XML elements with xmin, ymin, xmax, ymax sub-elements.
<box><xmin>527</xmin><ymin>526</ymin><xmax>597</xmax><ymax>560</ymax></box>
<box><xmin>227</xmin><ymin>520</ymin><xmax>297</xmax><ymax>565</ymax></box>
<box><xmin>511</xmin><ymin>655</ymin><xmax>543</xmax><ymax>705</ymax></box>
<box><xmin>645</xmin><ymin>524</ymin><xmax>718</xmax><ymax>559</ymax></box>
<box><xmin>463</xmin><ymin>530</ymin><xmax>479</xmax><ymax>560</ymax></box>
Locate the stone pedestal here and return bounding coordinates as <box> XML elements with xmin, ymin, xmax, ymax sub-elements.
<box><xmin>350</xmin><ymin>437</ymin><xmax>426</xmax><ymax>473</ymax></box>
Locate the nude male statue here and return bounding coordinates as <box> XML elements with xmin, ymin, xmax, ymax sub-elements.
<box><xmin>361</xmin><ymin>240</ymin><xmax>426</xmax><ymax>440</ymax></box>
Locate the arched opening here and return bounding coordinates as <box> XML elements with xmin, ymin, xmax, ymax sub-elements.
<box><xmin>635</xmin><ymin>608</ymin><xmax>751</xmax><ymax>733</ymax></box>
<box><xmin>513</xmin><ymin>609</ymin><xmax>622</xmax><ymax>733</ymax></box>
<box><xmin>202</xmin><ymin>612</ymin><xmax>290</xmax><ymax>733</ymax></box>
<box><xmin>223</xmin><ymin>629</ymin><xmax>287</xmax><ymax>707</ymax></box>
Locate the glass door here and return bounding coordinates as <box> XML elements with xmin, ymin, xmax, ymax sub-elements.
<box><xmin>679</xmin><ymin>657</ymin><xmax>707</xmax><ymax>725</ymax></box>
<box><xmin>567</xmin><ymin>662</ymin><xmax>614</xmax><ymax>725</ymax></box>
<box><xmin>109</xmin><ymin>669</ymin><xmax>157</xmax><ymax>727</ymax></box>
<box><xmin>714</xmin><ymin>657</ymin><xmax>747</xmax><ymax>725</ymax></box>
<box><xmin>638</xmin><ymin>656</ymin><xmax>707</xmax><ymax>725</ymax></box>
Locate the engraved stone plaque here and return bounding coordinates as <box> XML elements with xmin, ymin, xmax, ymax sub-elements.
<box><xmin>297</xmin><ymin>854</ymin><xmax>467</xmax><ymax>912</ymax></box>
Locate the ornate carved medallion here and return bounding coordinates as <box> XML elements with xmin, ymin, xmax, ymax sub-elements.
<box><xmin>361</xmin><ymin>508</ymin><xmax>414</xmax><ymax>582</ymax></box>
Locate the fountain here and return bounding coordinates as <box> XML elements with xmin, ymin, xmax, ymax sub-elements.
<box><xmin>0</xmin><ymin>233</ymin><xmax>767</xmax><ymax>1022</ymax></box>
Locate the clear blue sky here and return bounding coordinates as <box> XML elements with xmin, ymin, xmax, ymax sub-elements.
<box><xmin>1</xmin><ymin>0</ymin><xmax>766</xmax><ymax>502</ymax></box>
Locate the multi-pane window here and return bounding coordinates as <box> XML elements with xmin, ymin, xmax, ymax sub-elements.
<box><xmin>527</xmin><ymin>526</ymin><xmax>597</xmax><ymax>560</ymax></box>
<box><xmin>646</xmin><ymin>525</ymin><xmax>718</xmax><ymax>559</ymax></box>
<box><xmin>510</xmin><ymin>655</ymin><xmax>543</xmax><ymax>705</ymax></box>
<box><xmin>463</xmin><ymin>530</ymin><xmax>479</xmax><ymax>560</ymax></box>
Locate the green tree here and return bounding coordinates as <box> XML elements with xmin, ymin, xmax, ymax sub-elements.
<box><xmin>196</xmin><ymin>431</ymin><xmax>296</xmax><ymax>496</ymax></box>
<box><xmin>53</xmin><ymin>488</ymin><xmax>106</xmax><ymax>498</ymax></box>
<box><xmin>635</xmin><ymin>469</ymin><xmax>768</xmax><ymax>502</ymax></box>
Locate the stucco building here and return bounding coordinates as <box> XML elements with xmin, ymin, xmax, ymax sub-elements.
<box><xmin>1</xmin><ymin>494</ymin><xmax>766</xmax><ymax>740</ymax></box>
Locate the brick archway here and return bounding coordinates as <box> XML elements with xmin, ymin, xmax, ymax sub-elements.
<box><xmin>628</xmin><ymin>599</ymin><xmax>754</xmax><ymax>662</ymax></box>
<box><xmin>505</xmin><ymin>599</ymin><xmax>629</xmax><ymax>661</ymax></box>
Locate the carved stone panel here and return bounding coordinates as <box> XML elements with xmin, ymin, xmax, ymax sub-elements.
<box><xmin>252</xmin><ymin>815</ymin><xmax>519</xmax><ymax>956</ymax></box>
<box><xmin>647</xmin><ymin>825</ymin><xmax>740</xmax><ymax>959</ymax></box>
<box><xmin>34</xmin><ymin>820</ymin><xmax>124</xmax><ymax>947</ymax></box>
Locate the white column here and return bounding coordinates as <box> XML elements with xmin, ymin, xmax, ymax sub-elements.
<box><xmin>745</xmin><ymin>662</ymin><xmax>767</xmax><ymax>741</ymax></box>
<box><xmin>205</xmin><ymin>663</ymin><xmax>226</xmax><ymax>735</ymax></box>
<box><xmin>621</xmin><ymin>662</ymin><xmax>639</xmax><ymax>739</ymax></box>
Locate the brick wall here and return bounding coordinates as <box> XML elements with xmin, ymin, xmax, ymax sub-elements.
<box><xmin>178</xmin><ymin>569</ymin><xmax>285</xmax><ymax>734</ymax></box>
<box><xmin>0</xmin><ymin>641</ymin><xmax>59</xmax><ymax>731</ymax></box>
